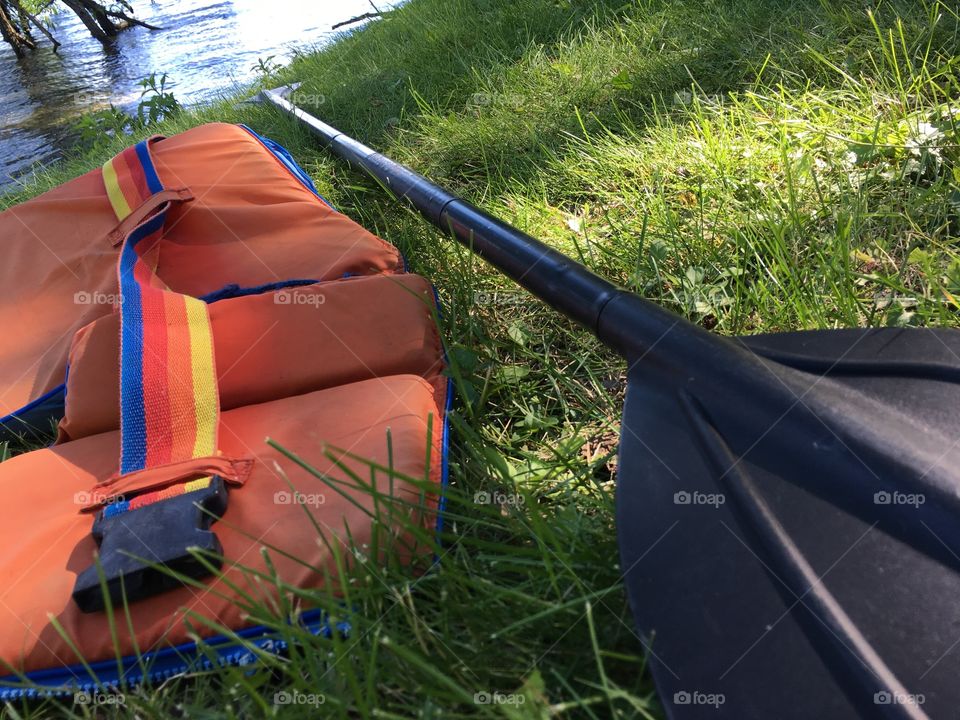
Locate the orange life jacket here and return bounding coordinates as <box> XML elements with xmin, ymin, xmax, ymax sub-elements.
<box><xmin>0</xmin><ymin>123</ymin><xmax>448</xmax><ymax>693</ymax></box>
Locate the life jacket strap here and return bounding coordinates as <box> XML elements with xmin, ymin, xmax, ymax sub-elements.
<box><xmin>72</xmin><ymin>139</ymin><xmax>226</xmax><ymax>612</ymax></box>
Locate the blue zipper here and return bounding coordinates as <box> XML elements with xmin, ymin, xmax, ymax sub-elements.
<box><xmin>0</xmin><ymin>610</ymin><xmax>349</xmax><ymax>698</ymax></box>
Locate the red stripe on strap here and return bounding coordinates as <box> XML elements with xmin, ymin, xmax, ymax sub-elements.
<box><xmin>162</xmin><ymin>292</ymin><xmax>199</xmax><ymax>462</ymax></box>
<box><xmin>119</xmin><ymin>145</ymin><xmax>150</xmax><ymax>209</ymax></box>
<box><xmin>140</xmin><ymin>281</ymin><xmax>172</xmax><ymax>468</ymax></box>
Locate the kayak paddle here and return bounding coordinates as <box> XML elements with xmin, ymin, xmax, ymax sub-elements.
<box><xmin>258</xmin><ymin>84</ymin><xmax>960</xmax><ymax>719</ymax></box>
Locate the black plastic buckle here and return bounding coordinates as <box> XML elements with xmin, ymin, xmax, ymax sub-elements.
<box><xmin>72</xmin><ymin>476</ymin><xmax>229</xmax><ymax>613</ymax></box>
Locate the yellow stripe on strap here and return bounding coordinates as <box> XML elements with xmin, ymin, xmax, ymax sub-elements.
<box><xmin>102</xmin><ymin>158</ymin><xmax>133</xmax><ymax>220</ymax></box>
<box><xmin>184</xmin><ymin>296</ymin><xmax>219</xmax><ymax>458</ymax></box>
<box><xmin>183</xmin><ymin>477</ymin><xmax>213</xmax><ymax>494</ymax></box>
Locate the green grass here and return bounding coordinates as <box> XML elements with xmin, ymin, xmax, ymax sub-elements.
<box><xmin>2</xmin><ymin>0</ymin><xmax>960</xmax><ymax>716</ymax></box>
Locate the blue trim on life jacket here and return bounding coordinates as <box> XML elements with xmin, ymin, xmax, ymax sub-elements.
<box><xmin>0</xmin><ymin>383</ymin><xmax>66</xmax><ymax>441</ymax></box>
<box><xmin>0</xmin><ymin>610</ymin><xmax>348</xmax><ymax>698</ymax></box>
<box><xmin>199</xmin><ymin>278</ymin><xmax>319</xmax><ymax>304</ymax></box>
<box><xmin>237</xmin><ymin>125</ymin><xmax>337</xmax><ymax>211</ymax></box>
<box><xmin>431</xmin><ymin>285</ymin><xmax>453</xmax><ymax>547</ymax></box>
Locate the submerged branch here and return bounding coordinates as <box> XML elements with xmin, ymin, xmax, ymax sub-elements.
<box><xmin>103</xmin><ymin>8</ymin><xmax>160</xmax><ymax>31</ymax></box>
<box><xmin>0</xmin><ymin>0</ymin><xmax>157</xmax><ymax>55</ymax></box>
<box><xmin>21</xmin><ymin>4</ymin><xmax>59</xmax><ymax>50</ymax></box>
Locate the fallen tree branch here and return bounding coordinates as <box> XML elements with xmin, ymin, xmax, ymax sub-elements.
<box><xmin>0</xmin><ymin>1</ymin><xmax>36</xmax><ymax>56</ymax></box>
<box><xmin>332</xmin><ymin>11</ymin><xmax>380</xmax><ymax>30</ymax></box>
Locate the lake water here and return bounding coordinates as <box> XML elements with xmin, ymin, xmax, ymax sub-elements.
<box><xmin>0</xmin><ymin>0</ymin><xmax>386</xmax><ymax>189</ymax></box>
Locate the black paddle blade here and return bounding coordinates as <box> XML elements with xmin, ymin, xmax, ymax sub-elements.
<box><xmin>618</xmin><ymin>326</ymin><xmax>960</xmax><ymax>719</ymax></box>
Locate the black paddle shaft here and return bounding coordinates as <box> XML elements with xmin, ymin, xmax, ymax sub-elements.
<box><xmin>263</xmin><ymin>89</ymin><xmax>960</xmax><ymax>718</ymax></box>
<box><xmin>261</xmin><ymin>88</ymin><xmax>960</xmax><ymax>560</ymax></box>
<box><xmin>261</xmin><ymin>89</ymin><xmax>739</xmax><ymax>367</ymax></box>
